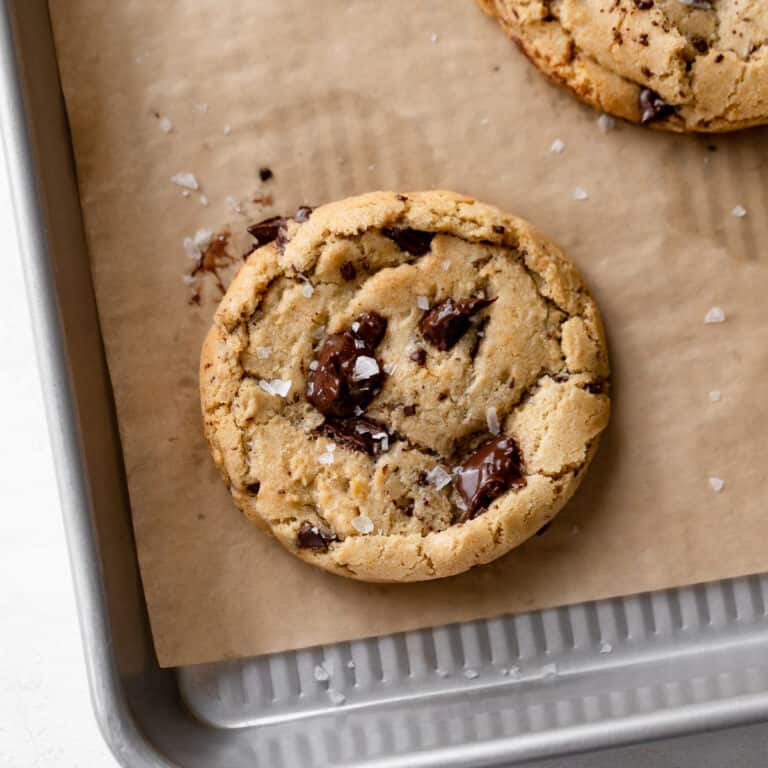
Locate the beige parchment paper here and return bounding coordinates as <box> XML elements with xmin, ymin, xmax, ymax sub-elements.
<box><xmin>48</xmin><ymin>0</ymin><xmax>768</xmax><ymax>667</ymax></box>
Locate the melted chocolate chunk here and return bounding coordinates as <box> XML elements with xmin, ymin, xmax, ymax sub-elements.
<box><xmin>297</xmin><ymin>521</ymin><xmax>337</xmax><ymax>550</ymax></box>
<box><xmin>382</xmin><ymin>227</ymin><xmax>435</xmax><ymax>256</ymax></box>
<box><xmin>258</xmin><ymin>167</ymin><xmax>273</xmax><ymax>182</ymax></box>
<box><xmin>639</xmin><ymin>88</ymin><xmax>675</xmax><ymax>125</ymax></box>
<box><xmin>323</xmin><ymin>417</ymin><xmax>391</xmax><ymax>455</ymax></box>
<box><xmin>420</xmin><ymin>297</ymin><xmax>495</xmax><ymax>351</ymax></box>
<box><xmin>455</xmin><ymin>436</ymin><xmax>526</xmax><ymax>521</ymax></box>
<box><xmin>247</xmin><ymin>216</ymin><xmax>285</xmax><ymax>246</ymax></box>
<box><xmin>306</xmin><ymin>314</ymin><xmax>388</xmax><ymax>417</ymax></box>
<box><xmin>340</xmin><ymin>261</ymin><xmax>357</xmax><ymax>281</ymax></box>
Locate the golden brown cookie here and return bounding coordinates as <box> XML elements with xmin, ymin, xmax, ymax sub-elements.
<box><xmin>200</xmin><ymin>191</ymin><xmax>610</xmax><ymax>582</ymax></box>
<box><xmin>477</xmin><ymin>0</ymin><xmax>768</xmax><ymax>132</ymax></box>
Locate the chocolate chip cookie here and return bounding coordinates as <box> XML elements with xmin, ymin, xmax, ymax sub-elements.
<box><xmin>200</xmin><ymin>191</ymin><xmax>610</xmax><ymax>582</ymax></box>
<box><xmin>478</xmin><ymin>0</ymin><xmax>768</xmax><ymax>132</ymax></box>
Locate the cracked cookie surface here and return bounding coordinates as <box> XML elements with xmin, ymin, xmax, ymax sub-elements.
<box><xmin>477</xmin><ymin>0</ymin><xmax>768</xmax><ymax>132</ymax></box>
<box><xmin>200</xmin><ymin>191</ymin><xmax>610</xmax><ymax>582</ymax></box>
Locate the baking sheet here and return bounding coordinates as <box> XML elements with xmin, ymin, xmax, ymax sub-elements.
<box><xmin>48</xmin><ymin>0</ymin><xmax>768</xmax><ymax>667</ymax></box>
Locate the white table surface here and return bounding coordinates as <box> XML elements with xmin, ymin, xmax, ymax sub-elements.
<box><xmin>1</xmin><ymin>122</ymin><xmax>767</xmax><ymax>768</ymax></box>
<box><xmin>0</xmin><ymin>144</ymin><xmax>115</xmax><ymax>766</ymax></box>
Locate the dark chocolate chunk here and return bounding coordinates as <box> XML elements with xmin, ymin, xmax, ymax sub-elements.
<box><xmin>382</xmin><ymin>227</ymin><xmax>435</xmax><ymax>256</ymax></box>
<box><xmin>246</xmin><ymin>482</ymin><xmax>261</xmax><ymax>494</ymax></box>
<box><xmin>420</xmin><ymin>296</ymin><xmax>495</xmax><ymax>351</ymax></box>
<box><xmin>354</xmin><ymin>312</ymin><xmax>387</xmax><ymax>348</ymax></box>
<box><xmin>297</xmin><ymin>521</ymin><xmax>337</xmax><ymax>550</ymax></box>
<box><xmin>585</xmin><ymin>381</ymin><xmax>605</xmax><ymax>395</ymax></box>
<box><xmin>455</xmin><ymin>436</ymin><xmax>526</xmax><ymax>521</ymax></box>
<box><xmin>247</xmin><ymin>216</ymin><xmax>285</xmax><ymax>246</ymax></box>
<box><xmin>340</xmin><ymin>261</ymin><xmax>357</xmax><ymax>281</ymax></box>
<box><xmin>322</xmin><ymin>417</ymin><xmax>391</xmax><ymax>455</ymax></box>
<box><xmin>306</xmin><ymin>313</ymin><xmax>388</xmax><ymax>417</ymax></box>
<box><xmin>258</xmin><ymin>167</ymin><xmax>273</xmax><ymax>182</ymax></box>
<box><xmin>295</xmin><ymin>205</ymin><xmax>314</xmax><ymax>222</ymax></box>
<box><xmin>403</xmin><ymin>404</ymin><xmax>417</xmax><ymax>416</ymax></box>
<box><xmin>639</xmin><ymin>88</ymin><xmax>675</xmax><ymax>125</ymax></box>
<box><xmin>692</xmin><ymin>37</ymin><xmax>709</xmax><ymax>54</ymax></box>
<box><xmin>416</xmin><ymin>470</ymin><xmax>428</xmax><ymax>487</ymax></box>
<box><xmin>410</xmin><ymin>348</ymin><xmax>427</xmax><ymax>366</ymax></box>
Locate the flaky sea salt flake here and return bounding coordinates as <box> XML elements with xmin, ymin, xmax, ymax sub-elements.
<box><xmin>549</xmin><ymin>138</ymin><xmax>565</xmax><ymax>154</ymax></box>
<box><xmin>351</xmin><ymin>515</ymin><xmax>374</xmax><ymax>534</ymax></box>
<box><xmin>431</xmin><ymin>33</ymin><xmax>439</xmax><ymax>43</ymax></box>
<box><xmin>541</xmin><ymin>663</ymin><xmax>558</xmax><ymax>678</ymax></box>
<box><xmin>709</xmin><ymin>477</ymin><xmax>725</xmax><ymax>492</ymax></box>
<box><xmin>223</xmin><ymin>124</ymin><xmax>232</xmax><ymax>136</ymax></box>
<box><xmin>318</xmin><ymin>452</ymin><xmax>334</xmax><ymax>466</ymax></box>
<box><xmin>171</xmin><ymin>172</ymin><xmax>199</xmax><ymax>191</ymax></box>
<box><xmin>181</xmin><ymin>190</ymin><xmax>191</xmax><ymax>198</ymax></box>
<box><xmin>255</xmin><ymin>346</ymin><xmax>272</xmax><ymax>359</ymax></box>
<box><xmin>417</xmin><ymin>295</ymin><xmax>430</xmax><ymax>310</ymax></box>
<box><xmin>572</xmin><ymin>187</ymin><xmax>589</xmax><ymax>201</ymax></box>
<box><xmin>709</xmin><ymin>390</ymin><xmax>721</xmax><ymax>402</ymax></box>
<box><xmin>259</xmin><ymin>378</ymin><xmax>291</xmax><ymax>397</ymax></box>
<box><xmin>199</xmin><ymin>194</ymin><xmax>209</xmax><ymax>207</ymax></box>
<box><xmin>309</xmin><ymin>360</ymin><xmax>319</xmax><ymax>371</ymax></box>
<box><xmin>302</xmin><ymin>281</ymin><xmax>314</xmax><ymax>298</ymax></box>
<box><xmin>158</xmin><ymin>116</ymin><xmax>173</xmax><ymax>134</ymax></box>
<box><xmin>599</xmin><ymin>641</ymin><xmax>613</xmax><ymax>654</ymax></box>
<box><xmin>181</xmin><ymin>274</ymin><xmax>196</xmax><ymax>286</ymax></box>
<box><xmin>313</xmin><ymin>664</ymin><xmax>329</xmax><ymax>682</ymax></box>
<box><xmin>442</xmin><ymin>260</ymin><xmax>451</xmax><ymax>271</ymax></box>
<box><xmin>426</xmin><ymin>465</ymin><xmax>452</xmax><ymax>490</ymax></box>
<box><xmin>597</xmin><ymin>114</ymin><xmax>615</xmax><ymax>133</ymax></box>
<box><xmin>486</xmin><ymin>406</ymin><xmax>500</xmax><ymax>435</ymax></box>
<box><xmin>383</xmin><ymin>363</ymin><xmax>396</xmax><ymax>375</ymax></box>
<box><xmin>732</xmin><ymin>205</ymin><xmax>747</xmax><ymax>218</ymax></box>
<box><xmin>704</xmin><ymin>306</ymin><xmax>726</xmax><ymax>324</ymax></box>
<box><xmin>352</xmin><ymin>356</ymin><xmax>379</xmax><ymax>381</ymax></box>
<box><xmin>463</xmin><ymin>669</ymin><xmax>479</xmax><ymax>680</ymax></box>
<box><xmin>327</xmin><ymin>689</ymin><xmax>346</xmax><ymax>706</ymax></box>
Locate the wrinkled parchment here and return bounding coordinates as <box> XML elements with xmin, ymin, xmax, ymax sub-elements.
<box><xmin>49</xmin><ymin>0</ymin><xmax>768</xmax><ymax>667</ymax></box>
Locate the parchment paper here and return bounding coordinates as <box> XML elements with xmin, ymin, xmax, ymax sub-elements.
<box><xmin>48</xmin><ymin>0</ymin><xmax>768</xmax><ymax>667</ymax></box>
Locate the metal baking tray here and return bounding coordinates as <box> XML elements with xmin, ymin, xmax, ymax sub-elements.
<box><xmin>5</xmin><ymin>1</ymin><xmax>768</xmax><ymax>765</ymax></box>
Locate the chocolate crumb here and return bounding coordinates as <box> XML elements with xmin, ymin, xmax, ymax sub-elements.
<box><xmin>248</xmin><ymin>216</ymin><xmax>285</xmax><ymax>246</ymax></box>
<box><xmin>340</xmin><ymin>261</ymin><xmax>357</xmax><ymax>281</ymax></box>
<box><xmin>416</xmin><ymin>470</ymin><xmax>429</xmax><ymax>486</ymax></box>
<box><xmin>403</xmin><ymin>404</ymin><xmax>417</xmax><ymax>416</ymax></box>
<box><xmin>396</xmin><ymin>194</ymin><xmax>408</xmax><ymax>201</ymax></box>
<box><xmin>382</xmin><ymin>227</ymin><xmax>435</xmax><ymax>256</ymax></box>
<box><xmin>297</xmin><ymin>521</ymin><xmax>338</xmax><ymax>550</ymax></box>
<box><xmin>246</xmin><ymin>482</ymin><xmax>261</xmax><ymax>494</ymax></box>
<box><xmin>410</xmin><ymin>348</ymin><xmax>427</xmax><ymax>366</ymax></box>
<box><xmin>258</xmin><ymin>167</ymin><xmax>273</xmax><ymax>182</ymax></box>
<box><xmin>639</xmin><ymin>88</ymin><xmax>675</xmax><ymax>124</ymax></box>
<box><xmin>492</xmin><ymin>224</ymin><xmax>505</xmax><ymax>234</ymax></box>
